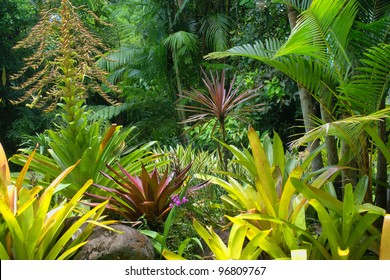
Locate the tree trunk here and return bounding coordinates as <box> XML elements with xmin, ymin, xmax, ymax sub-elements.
<box><xmin>298</xmin><ymin>88</ymin><xmax>324</xmax><ymax>171</ymax></box>
<box><xmin>320</xmin><ymin>100</ymin><xmax>342</xmax><ymax>199</ymax></box>
<box><xmin>288</xmin><ymin>6</ymin><xmax>323</xmax><ymax>172</ymax></box>
<box><xmin>376</xmin><ymin>99</ymin><xmax>388</xmax><ymax>211</ymax></box>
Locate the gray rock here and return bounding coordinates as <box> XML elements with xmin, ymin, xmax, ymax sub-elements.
<box><xmin>73</xmin><ymin>223</ymin><xmax>154</xmax><ymax>260</ymax></box>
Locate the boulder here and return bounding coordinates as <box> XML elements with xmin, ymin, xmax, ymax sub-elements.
<box><xmin>73</xmin><ymin>223</ymin><xmax>154</xmax><ymax>260</ymax></box>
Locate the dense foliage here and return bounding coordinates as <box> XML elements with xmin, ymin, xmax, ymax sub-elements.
<box><xmin>1</xmin><ymin>0</ymin><xmax>389</xmax><ymax>260</ymax></box>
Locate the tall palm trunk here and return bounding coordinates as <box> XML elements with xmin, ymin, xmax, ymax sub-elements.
<box><xmin>320</xmin><ymin>96</ymin><xmax>342</xmax><ymax>199</ymax></box>
<box><xmin>288</xmin><ymin>6</ymin><xmax>323</xmax><ymax>172</ymax></box>
<box><xmin>372</xmin><ymin>0</ymin><xmax>389</xmax><ymax>212</ymax></box>
<box><xmin>376</xmin><ymin>98</ymin><xmax>388</xmax><ymax>211</ymax></box>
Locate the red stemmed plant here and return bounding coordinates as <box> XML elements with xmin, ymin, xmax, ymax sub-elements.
<box><xmin>178</xmin><ymin>69</ymin><xmax>263</xmax><ymax>170</ymax></box>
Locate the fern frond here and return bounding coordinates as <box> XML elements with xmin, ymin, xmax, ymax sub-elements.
<box><xmin>88</xmin><ymin>103</ymin><xmax>131</xmax><ymax>122</ymax></box>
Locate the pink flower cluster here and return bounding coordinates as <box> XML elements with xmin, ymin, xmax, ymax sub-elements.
<box><xmin>169</xmin><ymin>194</ymin><xmax>189</xmax><ymax>208</ymax></box>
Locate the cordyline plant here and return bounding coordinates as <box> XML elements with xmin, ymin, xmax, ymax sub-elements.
<box><xmin>178</xmin><ymin>69</ymin><xmax>263</xmax><ymax>170</ymax></box>
<box><xmin>85</xmin><ymin>162</ymin><xmax>207</xmax><ymax>230</ymax></box>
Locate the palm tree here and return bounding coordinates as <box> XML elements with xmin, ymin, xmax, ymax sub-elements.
<box><xmin>98</xmin><ymin>0</ymin><xmax>235</xmax><ymax>139</ymax></box>
<box><xmin>206</xmin><ymin>0</ymin><xmax>390</xmax><ymax>208</ymax></box>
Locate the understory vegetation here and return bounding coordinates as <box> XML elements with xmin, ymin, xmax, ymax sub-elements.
<box><xmin>1</xmin><ymin>0</ymin><xmax>390</xmax><ymax>260</ymax></box>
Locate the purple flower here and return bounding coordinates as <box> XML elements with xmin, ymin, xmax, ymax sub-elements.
<box><xmin>169</xmin><ymin>194</ymin><xmax>189</xmax><ymax>208</ymax></box>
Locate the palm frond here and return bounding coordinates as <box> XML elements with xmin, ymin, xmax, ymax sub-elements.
<box><xmin>206</xmin><ymin>40</ymin><xmax>339</xmax><ymax>99</ymax></box>
<box><xmin>339</xmin><ymin>43</ymin><xmax>390</xmax><ymax>114</ymax></box>
<box><xmin>276</xmin><ymin>0</ymin><xmax>358</xmax><ymax>71</ymax></box>
<box><xmin>205</xmin><ymin>38</ymin><xmax>283</xmax><ymax>61</ymax></box>
<box><xmin>350</xmin><ymin>16</ymin><xmax>390</xmax><ymax>53</ymax></box>
<box><xmin>290</xmin><ymin>108</ymin><xmax>390</xmax><ymax>160</ymax></box>
<box><xmin>164</xmin><ymin>31</ymin><xmax>198</xmax><ymax>57</ymax></box>
<box><xmin>200</xmin><ymin>13</ymin><xmax>233</xmax><ymax>52</ymax></box>
<box><xmin>357</xmin><ymin>0</ymin><xmax>390</xmax><ymax>21</ymax></box>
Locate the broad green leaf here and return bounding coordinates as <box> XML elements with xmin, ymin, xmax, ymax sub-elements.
<box><xmin>15</xmin><ymin>148</ymin><xmax>37</xmax><ymax>192</ymax></box>
<box><xmin>310</xmin><ymin>166</ymin><xmax>346</xmax><ymax>189</ymax></box>
<box><xmin>193</xmin><ymin>219</ymin><xmax>213</xmax><ymax>248</ymax></box>
<box><xmin>310</xmin><ymin>199</ymin><xmax>343</xmax><ymax>258</ymax></box>
<box><xmin>279</xmin><ymin>167</ymin><xmax>303</xmax><ymax>220</ymax></box>
<box><xmin>346</xmin><ymin>212</ymin><xmax>381</xmax><ymax>250</ymax></box>
<box><xmin>221</xmin><ymin>195</ymin><xmax>246</xmax><ymax>211</ymax></box>
<box><xmin>16</xmin><ymin>186</ymin><xmax>43</xmax><ymax>216</ymax></box>
<box><xmin>365</xmin><ymin>125</ymin><xmax>390</xmax><ymax>163</ymax></box>
<box><xmin>324</xmin><ymin>182</ymin><xmax>337</xmax><ymax>198</ymax></box>
<box><xmin>238</xmin><ymin>213</ymin><xmax>332</xmax><ymax>259</ymax></box>
<box><xmin>356</xmin><ymin>203</ymin><xmax>386</xmax><ymax>215</ymax></box>
<box><xmin>57</xmin><ymin>241</ymin><xmax>88</xmax><ymax>260</ymax></box>
<box><xmin>342</xmin><ymin>184</ymin><xmax>354</xmax><ymax>245</ymax></box>
<box><xmin>16</xmin><ymin>187</ymin><xmax>36</xmax><ymax>236</ymax></box>
<box><xmin>353</xmin><ymin>176</ymin><xmax>368</xmax><ymax>205</ymax></box>
<box><xmin>162</xmin><ymin>249</ymin><xmax>187</xmax><ymax>260</ymax></box>
<box><xmin>193</xmin><ymin>219</ymin><xmax>228</xmax><ymax>259</ymax></box>
<box><xmin>36</xmin><ymin>178</ymin><xmax>91</xmax><ymax>259</ymax></box>
<box><xmin>0</xmin><ymin>243</ymin><xmax>10</xmax><ymax>260</ymax></box>
<box><xmin>291</xmin><ymin>193</ymin><xmax>307</xmax><ymax>230</ymax></box>
<box><xmin>240</xmin><ymin>229</ymin><xmax>270</xmax><ymax>260</ymax></box>
<box><xmin>217</xmin><ymin>140</ymin><xmax>257</xmax><ymax>178</ymax></box>
<box><xmin>258</xmin><ymin>236</ymin><xmax>287</xmax><ymax>259</ymax></box>
<box><xmin>291</xmin><ymin>178</ymin><xmax>343</xmax><ymax>214</ymax></box>
<box><xmin>62</xmin><ymin>205</ymin><xmax>114</xmax><ymax>260</ymax></box>
<box><xmin>282</xmin><ymin>223</ymin><xmax>298</xmax><ymax>250</ymax></box>
<box><xmin>178</xmin><ymin>237</ymin><xmax>203</xmax><ymax>256</ymax></box>
<box><xmin>10</xmin><ymin>152</ymin><xmax>61</xmax><ymax>180</ymax></box>
<box><xmin>272</xmin><ymin>132</ymin><xmax>285</xmax><ymax>176</ymax></box>
<box><xmin>248</xmin><ymin>127</ymin><xmax>277</xmax><ymax>213</ymax></box>
<box><xmin>263</xmin><ymin>134</ymin><xmax>273</xmax><ymax>165</ymax></box>
<box><xmin>26</xmin><ymin>186</ymin><xmax>55</xmax><ymax>259</ymax></box>
<box><xmin>45</xmin><ymin>200</ymin><xmax>108</xmax><ymax>260</ymax></box>
<box><xmin>300</xmin><ymin>143</ymin><xmax>326</xmax><ymax>171</ymax></box>
<box><xmin>0</xmin><ymin>199</ymin><xmax>27</xmax><ymax>259</ymax></box>
<box><xmin>351</xmin><ymin>235</ymin><xmax>378</xmax><ymax>259</ymax></box>
<box><xmin>228</xmin><ymin>222</ymin><xmax>247</xmax><ymax>259</ymax></box>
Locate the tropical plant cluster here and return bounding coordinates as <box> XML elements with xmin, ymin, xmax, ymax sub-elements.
<box><xmin>0</xmin><ymin>0</ymin><xmax>390</xmax><ymax>261</ymax></box>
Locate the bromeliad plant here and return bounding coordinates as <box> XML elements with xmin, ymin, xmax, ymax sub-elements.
<box><xmin>162</xmin><ymin>218</ymin><xmax>272</xmax><ymax>260</ymax></box>
<box><xmin>86</xmin><ymin>162</ymin><xmax>199</xmax><ymax>229</ymax></box>
<box><xmin>197</xmin><ymin>127</ymin><xmax>385</xmax><ymax>259</ymax></box>
<box><xmin>196</xmin><ymin>127</ymin><xmax>313</xmax><ymax>258</ymax></box>
<box><xmin>290</xmin><ymin>177</ymin><xmax>385</xmax><ymax>259</ymax></box>
<box><xmin>10</xmin><ymin>123</ymin><xmax>164</xmax><ymax>198</ymax></box>
<box><xmin>0</xmin><ymin>143</ymin><xmax>111</xmax><ymax>260</ymax></box>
